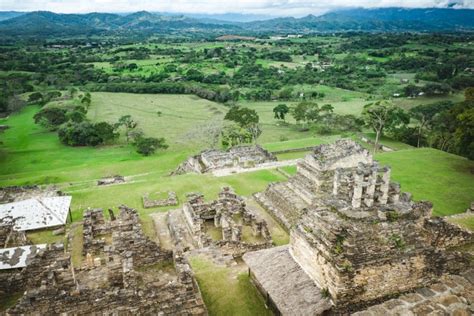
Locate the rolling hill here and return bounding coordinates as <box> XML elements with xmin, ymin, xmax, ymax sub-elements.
<box><xmin>0</xmin><ymin>8</ymin><xmax>473</xmax><ymax>37</ymax></box>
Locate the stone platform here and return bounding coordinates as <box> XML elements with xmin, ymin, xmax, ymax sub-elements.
<box><xmin>243</xmin><ymin>245</ymin><xmax>332</xmax><ymax>316</ymax></box>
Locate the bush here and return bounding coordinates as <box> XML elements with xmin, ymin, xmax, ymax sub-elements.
<box><xmin>34</xmin><ymin>107</ymin><xmax>68</xmax><ymax>130</ymax></box>
<box><xmin>134</xmin><ymin>136</ymin><xmax>168</xmax><ymax>156</ymax></box>
<box><xmin>58</xmin><ymin>121</ymin><xmax>117</xmax><ymax>146</ymax></box>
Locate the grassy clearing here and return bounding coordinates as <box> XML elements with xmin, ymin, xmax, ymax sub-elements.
<box><xmin>189</xmin><ymin>256</ymin><xmax>271</xmax><ymax>316</ymax></box>
<box><xmin>88</xmin><ymin>93</ymin><xmax>227</xmax><ymax>150</ymax></box>
<box><xmin>376</xmin><ymin>148</ymin><xmax>474</xmax><ymax>216</ymax></box>
<box><xmin>1</xmin><ymin>93</ymin><xmax>473</xmax><ymax>242</ymax></box>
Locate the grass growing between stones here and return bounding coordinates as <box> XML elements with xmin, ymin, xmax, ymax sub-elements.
<box><xmin>27</xmin><ymin>230</ymin><xmax>65</xmax><ymax>244</ymax></box>
<box><xmin>0</xmin><ymin>291</ymin><xmax>23</xmax><ymax>312</ymax></box>
<box><xmin>70</xmin><ymin>224</ymin><xmax>84</xmax><ymax>267</ymax></box>
<box><xmin>449</xmin><ymin>216</ymin><xmax>474</xmax><ymax>232</ymax></box>
<box><xmin>189</xmin><ymin>256</ymin><xmax>271</xmax><ymax>316</ymax></box>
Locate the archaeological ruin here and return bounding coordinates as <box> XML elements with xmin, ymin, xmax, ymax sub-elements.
<box><xmin>142</xmin><ymin>191</ymin><xmax>178</xmax><ymax>208</ymax></box>
<box><xmin>3</xmin><ymin>205</ymin><xmax>207</xmax><ymax>315</ymax></box>
<box><xmin>245</xmin><ymin>139</ymin><xmax>474</xmax><ymax>314</ymax></box>
<box><xmin>168</xmin><ymin>187</ymin><xmax>272</xmax><ymax>257</ymax></box>
<box><xmin>172</xmin><ymin>145</ymin><xmax>277</xmax><ymax>175</ymax></box>
<box><xmin>97</xmin><ymin>175</ymin><xmax>125</xmax><ymax>186</ymax></box>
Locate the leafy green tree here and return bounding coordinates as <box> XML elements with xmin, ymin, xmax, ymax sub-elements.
<box><xmin>67</xmin><ymin>110</ymin><xmax>86</xmax><ymax>123</ymax></box>
<box><xmin>224</xmin><ymin>106</ymin><xmax>259</xmax><ymax>127</ymax></box>
<box><xmin>291</xmin><ymin>101</ymin><xmax>320</xmax><ymax>128</ymax></box>
<box><xmin>454</xmin><ymin>107</ymin><xmax>474</xmax><ymax>160</ymax></box>
<box><xmin>362</xmin><ymin>101</ymin><xmax>409</xmax><ymax>153</ymax></box>
<box><xmin>94</xmin><ymin>122</ymin><xmax>118</xmax><ymax>144</ymax></box>
<box><xmin>221</xmin><ymin>123</ymin><xmax>253</xmax><ymax>147</ymax></box>
<box><xmin>224</xmin><ymin>106</ymin><xmax>261</xmax><ymax>142</ymax></box>
<box><xmin>278</xmin><ymin>87</ymin><xmax>293</xmax><ymax>100</ymax></box>
<box><xmin>115</xmin><ymin>115</ymin><xmax>138</xmax><ymax>143</ymax></box>
<box><xmin>134</xmin><ymin>136</ymin><xmax>168</xmax><ymax>156</ymax></box>
<box><xmin>409</xmin><ymin>101</ymin><xmax>453</xmax><ymax>147</ymax></box>
<box><xmin>28</xmin><ymin>92</ymin><xmax>43</xmax><ymax>103</ymax></box>
<box><xmin>273</xmin><ymin>104</ymin><xmax>289</xmax><ymax>121</ymax></box>
<box><xmin>34</xmin><ymin>107</ymin><xmax>68</xmax><ymax>130</ymax></box>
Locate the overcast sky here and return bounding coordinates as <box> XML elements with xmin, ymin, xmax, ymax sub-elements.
<box><xmin>1</xmin><ymin>0</ymin><xmax>473</xmax><ymax>16</ymax></box>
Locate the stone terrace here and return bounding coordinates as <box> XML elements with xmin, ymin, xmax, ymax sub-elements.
<box><xmin>247</xmin><ymin>139</ymin><xmax>474</xmax><ymax>314</ymax></box>
<box><xmin>172</xmin><ymin>145</ymin><xmax>277</xmax><ymax>175</ymax></box>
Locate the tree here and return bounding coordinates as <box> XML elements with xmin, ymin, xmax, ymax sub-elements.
<box><xmin>34</xmin><ymin>107</ymin><xmax>68</xmax><ymax>130</ymax></box>
<box><xmin>273</xmin><ymin>104</ymin><xmax>289</xmax><ymax>121</ymax></box>
<box><xmin>454</xmin><ymin>107</ymin><xmax>474</xmax><ymax>160</ymax></box>
<box><xmin>221</xmin><ymin>123</ymin><xmax>253</xmax><ymax>147</ymax></box>
<box><xmin>224</xmin><ymin>106</ymin><xmax>259</xmax><ymax>127</ymax></box>
<box><xmin>134</xmin><ymin>136</ymin><xmax>168</xmax><ymax>156</ymax></box>
<box><xmin>94</xmin><ymin>122</ymin><xmax>118</xmax><ymax>144</ymax></box>
<box><xmin>224</xmin><ymin>106</ymin><xmax>261</xmax><ymax>142</ymax></box>
<box><xmin>409</xmin><ymin>101</ymin><xmax>453</xmax><ymax>147</ymax></box>
<box><xmin>362</xmin><ymin>101</ymin><xmax>409</xmax><ymax>153</ymax></box>
<box><xmin>28</xmin><ymin>92</ymin><xmax>43</xmax><ymax>103</ymax></box>
<box><xmin>291</xmin><ymin>101</ymin><xmax>319</xmax><ymax>129</ymax></box>
<box><xmin>115</xmin><ymin>115</ymin><xmax>138</xmax><ymax>143</ymax></box>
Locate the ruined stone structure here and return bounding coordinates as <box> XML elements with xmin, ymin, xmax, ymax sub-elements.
<box><xmin>0</xmin><ymin>243</ymin><xmax>64</xmax><ymax>300</ymax></box>
<box><xmin>0</xmin><ymin>185</ymin><xmax>61</xmax><ymax>203</ymax></box>
<box><xmin>0</xmin><ymin>218</ymin><xmax>28</xmax><ymax>248</ymax></box>
<box><xmin>172</xmin><ymin>145</ymin><xmax>277</xmax><ymax>175</ymax></box>
<box><xmin>7</xmin><ymin>205</ymin><xmax>207</xmax><ymax>315</ymax></box>
<box><xmin>246</xmin><ymin>139</ymin><xmax>474</xmax><ymax>314</ymax></box>
<box><xmin>171</xmin><ymin>187</ymin><xmax>272</xmax><ymax>257</ymax></box>
<box><xmin>142</xmin><ymin>191</ymin><xmax>178</xmax><ymax>208</ymax></box>
<box><xmin>97</xmin><ymin>175</ymin><xmax>125</xmax><ymax>186</ymax></box>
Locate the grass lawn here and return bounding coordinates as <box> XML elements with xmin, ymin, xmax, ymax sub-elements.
<box><xmin>1</xmin><ymin>94</ymin><xmax>473</xmax><ymax>237</ymax></box>
<box><xmin>189</xmin><ymin>256</ymin><xmax>271</xmax><ymax>316</ymax></box>
<box><xmin>376</xmin><ymin>148</ymin><xmax>474</xmax><ymax>216</ymax></box>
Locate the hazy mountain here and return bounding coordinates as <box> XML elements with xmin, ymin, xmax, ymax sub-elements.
<box><xmin>0</xmin><ymin>11</ymin><xmax>27</xmax><ymax>21</ymax></box>
<box><xmin>0</xmin><ymin>8</ymin><xmax>473</xmax><ymax>37</ymax></box>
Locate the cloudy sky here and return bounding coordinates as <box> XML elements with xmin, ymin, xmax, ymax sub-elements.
<box><xmin>1</xmin><ymin>0</ymin><xmax>473</xmax><ymax>16</ymax></box>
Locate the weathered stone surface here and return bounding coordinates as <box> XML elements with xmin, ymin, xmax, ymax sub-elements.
<box><xmin>351</xmin><ymin>271</ymin><xmax>474</xmax><ymax>315</ymax></box>
<box><xmin>172</xmin><ymin>145</ymin><xmax>276</xmax><ymax>175</ymax></box>
<box><xmin>97</xmin><ymin>175</ymin><xmax>125</xmax><ymax>186</ymax></box>
<box><xmin>247</xmin><ymin>139</ymin><xmax>474</xmax><ymax>314</ymax></box>
<box><xmin>175</xmin><ymin>187</ymin><xmax>272</xmax><ymax>257</ymax></box>
<box><xmin>142</xmin><ymin>191</ymin><xmax>178</xmax><ymax>208</ymax></box>
<box><xmin>243</xmin><ymin>245</ymin><xmax>331</xmax><ymax>315</ymax></box>
<box><xmin>8</xmin><ymin>206</ymin><xmax>208</xmax><ymax>315</ymax></box>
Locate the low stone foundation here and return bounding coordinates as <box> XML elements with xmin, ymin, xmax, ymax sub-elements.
<box><xmin>143</xmin><ymin>191</ymin><xmax>178</xmax><ymax>208</ymax></box>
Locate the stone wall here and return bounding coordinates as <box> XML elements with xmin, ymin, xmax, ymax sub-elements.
<box><xmin>8</xmin><ymin>206</ymin><xmax>207</xmax><ymax>315</ymax></box>
<box><xmin>172</xmin><ymin>145</ymin><xmax>277</xmax><ymax>175</ymax></box>
<box><xmin>177</xmin><ymin>187</ymin><xmax>272</xmax><ymax>256</ymax></box>
<box><xmin>424</xmin><ymin>217</ymin><xmax>474</xmax><ymax>249</ymax></box>
<box><xmin>0</xmin><ymin>185</ymin><xmax>61</xmax><ymax>203</ymax></box>
<box><xmin>142</xmin><ymin>191</ymin><xmax>178</xmax><ymax>208</ymax></box>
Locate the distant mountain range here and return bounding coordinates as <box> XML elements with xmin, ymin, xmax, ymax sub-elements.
<box><xmin>0</xmin><ymin>8</ymin><xmax>473</xmax><ymax>37</ymax></box>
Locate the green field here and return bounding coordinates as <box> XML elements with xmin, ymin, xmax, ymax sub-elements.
<box><xmin>1</xmin><ymin>95</ymin><xmax>473</xmax><ymax>220</ymax></box>
<box><xmin>1</xmin><ymin>91</ymin><xmax>473</xmax><ymax>316</ymax></box>
<box><xmin>189</xmin><ymin>256</ymin><xmax>271</xmax><ymax>316</ymax></box>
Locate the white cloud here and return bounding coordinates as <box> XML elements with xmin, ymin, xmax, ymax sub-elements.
<box><xmin>1</xmin><ymin>0</ymin><xmax>473</xmax><ymax>16</ymax></box>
